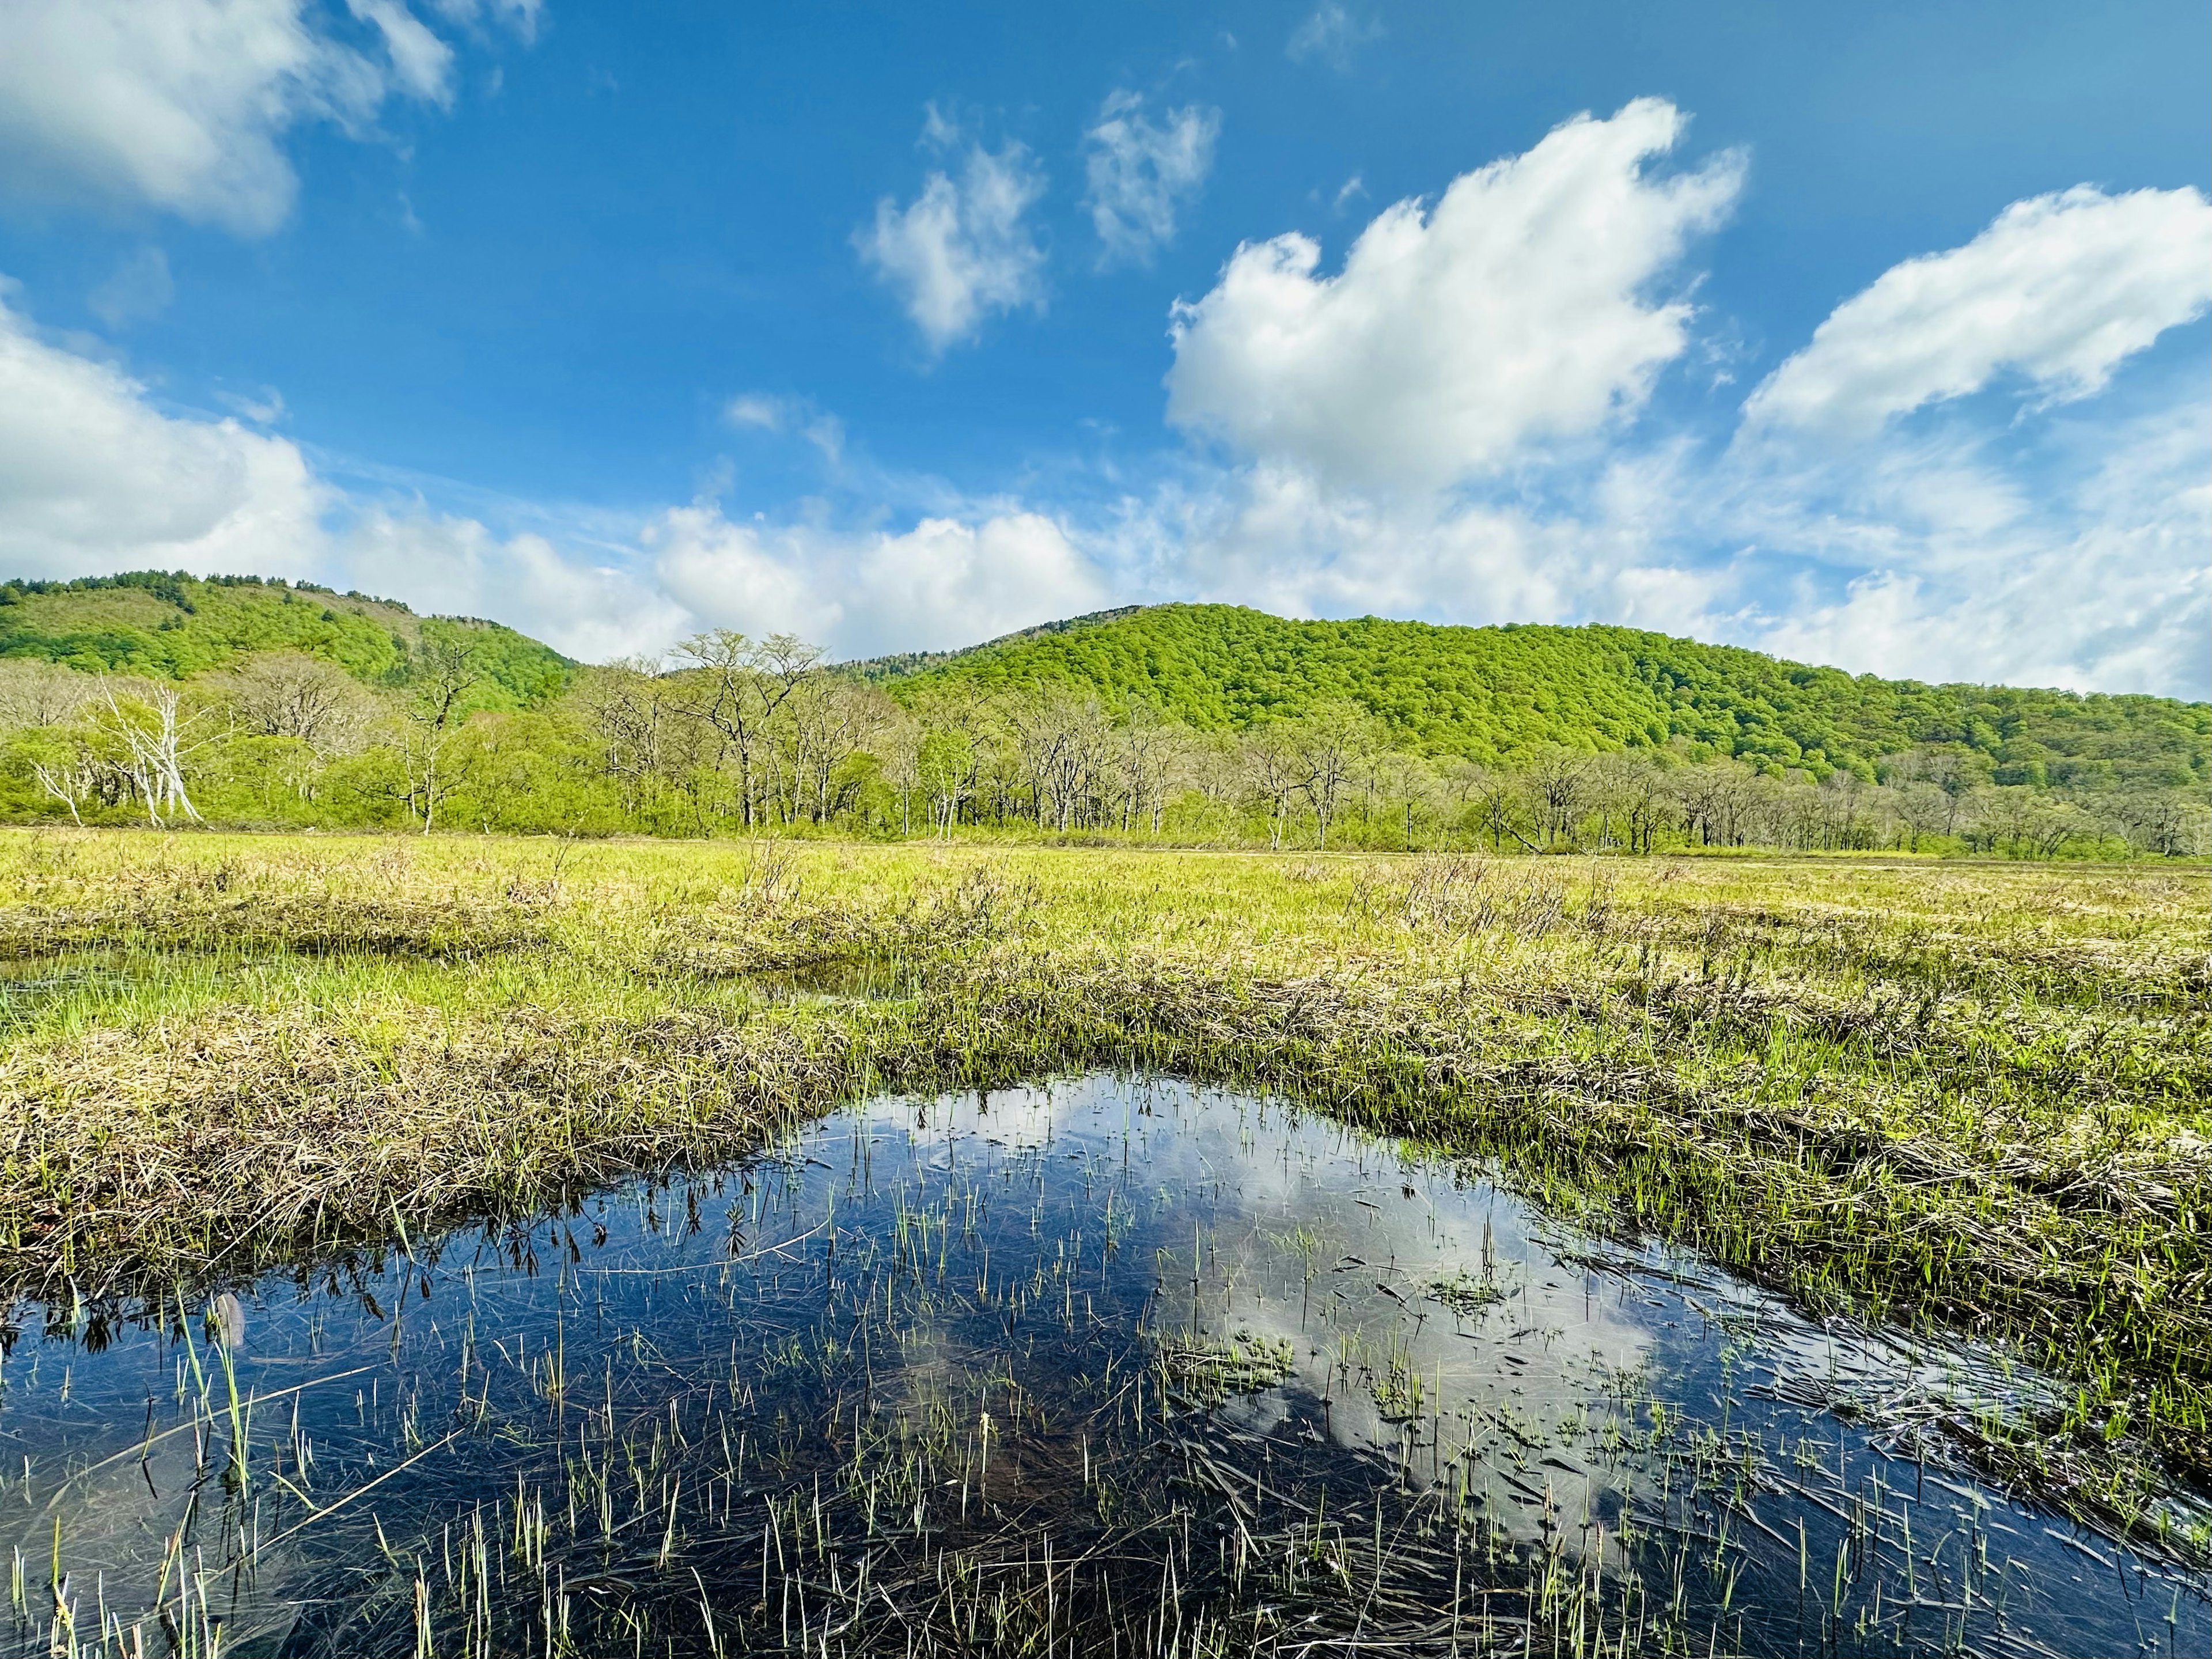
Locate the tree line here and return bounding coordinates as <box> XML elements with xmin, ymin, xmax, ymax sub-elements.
<box><xmin>0</xmin><ymin>631</ymin><xmax>2202</xmax><ymax>859</ymax></box>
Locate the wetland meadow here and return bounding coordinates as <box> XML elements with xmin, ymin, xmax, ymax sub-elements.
<box><xmin>0</xmin><ymin>831</ymin><xmax>2203</xmax><ymax>1656</ymax></box>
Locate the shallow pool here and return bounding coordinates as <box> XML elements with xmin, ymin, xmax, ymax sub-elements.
<box><xmin>2</xmin><ymin>1075</ymin><xmax>2203</xmax><ymax>1656</ymax></box>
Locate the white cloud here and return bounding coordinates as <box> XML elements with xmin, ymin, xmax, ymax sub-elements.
<box><xmin>1146</xmin><ymin>150</ymin><xmax>2209</xmax><ymax>700</ymax></box>
<box><xmin>88</xmin><ymin>247</ymin><xmax>175</xmax><ymax>329</ymax></box>
<box><xmin>1083</xmin><ymin>91</ymin><xmax>1220</xmax><ymax>267</ymax></box>
<box><xmin>0</xmin><ymin>288</ymin><xmax>684</xmax><ymax>663</ymax></box>
<box><xmin>336</xmin><ymin>512</ymin><xmax>690</xmax><ymax>662</ymax></box>
<box><xmin>1115</xmin><ymin>447</ymin><xmax>1723</xmax><ymax>647</ymax></box>
<box><xmin>0</xmin><ymin>288</ymin><xmax>328</xmax><ymax>574</ymax></box>
<box><xmin>1711</xmin><ymin>187</ymin><xmax>2212</xmax><ymax>696</ymax></box>
<box><xmin>725</xmin><ymin>395</ymin><xmax>782</xmax><ymax>431</ymax></box>
<box><xmin>651</xmin><ymin>506</ymin><xmax>1105</xmax><ymax>657</ymax></box>
<box><xmin>1165</xmin><ymin>99</ymin><xmax>1743</xmax><ymax>492</ymax></box>
<box><xmin>1732</xmin><ymin>396</ymin><xmax>2211</xmax><ymax>698</ymax></box>
<box><xmin>216</xmin><ymin>385</ymin><xmax>287</xmax><ymax>424</ymax></box>
<box><xmin>346</xmin><ymin>0</ymin><xmax>455</xmax><ymax>105</ymax></box>
<box><xmin>724</xmin><ymin>393</ymin><xmax>844</xmax><ymax>463</ymax></box>
<box><xmin>0</xmin><ymin>278</ymin><xmax>1104</xmax><ymax>668</ymax></box>
<box><xmin>1743</xmin><ymin>185</ymin><xmax>2212</xmax><ymax>440</ymax></box>
<box><xmin>6</xmin><ymin>91</ymin><xmax>2203</xmax><ymax>702</ymax></box>
<box><xmin>857</xmin><ymin>113</ymin><xmax>1048</xmax><ymax>352</ymax></box>
<box><xmin>0</xmin><ymin>0</ymin><xmax>519</xmax><ymax>233</ymax></box>
<box><xmin>426</xmin><ymin>0</ymin><xmax>541</xmax><ymax>43</ymax></box>
<box><xmin>1285</xmin><ymin>4</ymin><xmax>1379</xmax><ymax>69</ymax></box>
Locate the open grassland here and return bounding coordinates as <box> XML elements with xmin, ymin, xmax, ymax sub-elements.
<box><xmin>0</xmin><ymin>830</ymin><xmax>2205</xmax><ymax>1559</ymax></box>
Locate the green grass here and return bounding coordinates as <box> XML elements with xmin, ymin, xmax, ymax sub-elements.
<box><xmin>0</xmin><ymin>828</ymin><xmax>2203</xmax><ymax>1559</ymax></box>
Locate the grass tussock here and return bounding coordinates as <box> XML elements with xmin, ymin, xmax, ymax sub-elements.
<box><xmin>0</xmin><ymin>828</ymin><xmax>2205</xmax><ymax>1558</ymax></box>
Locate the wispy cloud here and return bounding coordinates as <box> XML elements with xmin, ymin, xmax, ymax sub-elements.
<box><xmin>88</xmin><ymin>247</ymin><xmax>175</xmax><ymax>329</ymax></box>
<box><xmin>1286</xmin><ymin>4</ymin><xmax>1380</xmax><ymax>70</ymax></box>
<box><xmin>725</xmin><ymin>393</ymin><xmax>845</xmax><ymax>464</ymax></box>
<box><xmin>1082</xmin><ymin>90</ymin><xmax>1221</xmax><ymax>267</ymax></box>
<box><xmin>857</xmin><ymin>109</ymin><xmax>1048</xmax><ymax>353</ymax></box>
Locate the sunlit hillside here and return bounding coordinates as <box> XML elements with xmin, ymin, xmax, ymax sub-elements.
<box><xmin>861</xmin><ymin>603</ymin><xmax>2210</xmax><ymax>789</ymax></box>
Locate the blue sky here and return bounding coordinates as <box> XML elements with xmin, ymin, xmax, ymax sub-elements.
<box><xmin>0</xmin><ymin>1</ymin><xmax>2206</xmax><ymax>695</ymax></box>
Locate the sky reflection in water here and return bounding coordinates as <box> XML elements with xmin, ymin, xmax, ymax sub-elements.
<box><xmin>1</xmin><ymin>1074</ymin><xmax>2203</xmax><ymax>1657</ymax></box>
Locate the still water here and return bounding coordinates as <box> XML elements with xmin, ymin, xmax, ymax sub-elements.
<box><xmin>1</xmin><ymin>1075</ymin><xmax>2203</xmax><ymax>1657</ymax></box>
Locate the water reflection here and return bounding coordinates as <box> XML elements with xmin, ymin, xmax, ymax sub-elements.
<box><xmin>0</xmin><ymin>1075</ymin><xmax>2202</xmax><ymax>1657</ymax></box>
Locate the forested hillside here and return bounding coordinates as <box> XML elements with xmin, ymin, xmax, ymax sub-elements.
<box><xmin>863</xmin><ymin>605</ymin><xmax>2208</xmax><ymax>791</ymax></box>
<box><xmin>0</xmin><ymin>571</ymin><xmax>570</xmax><ymax>706</ymax></box>
<box><xmin>0</xmin><ymin>576</ymin><xmax>2200</xmax><ymax>855</ymax></box>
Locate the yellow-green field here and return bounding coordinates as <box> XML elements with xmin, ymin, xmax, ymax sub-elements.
<box><xmin>1</xmin><ymin>829</ymin><xmax>2204</xmax><ymax>1555</ymax></box>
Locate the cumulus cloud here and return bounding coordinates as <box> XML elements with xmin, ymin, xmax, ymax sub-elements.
<box><xmin>1148</xmin><ymin>136</ymin><xmax>2206</xmax><ymax>700</ymax></box>
<box><xmin>6</xmin><ymin>79</ymin><xmax>2201</xmax><ymax>700</ymax></box>
<box><xmin>1083</xmin><ymin>91</ymin><xmax>1220</xmax><ymax>267</ymax></box>
<box><xmin>1165</xmin><ymin>99</ymin><xmax>1743</xmax><ymax>492</ymax></box>
<box><xmin>1743</xmin><ymin>185</ymin><xmax>2212</xmax><ymax>440</ymax></box>
<box><xmin>335</xmin><ymin>512</ymin><xmax>691</xmax><ymax>662</ymax></box>
<box><xmin>0</xmin><ymin>0</ymin><xmax>523</xmax><ymax>233</ymax></box>
<box><xmin>0</xmin><ymin>288</ymin><xmax>685</xmax><ymax>663</ymax></box>
<box><xmin>1109</xmin><ymin>445</ymin><xmax>1724</xmax><ymax>649</ymax></box>
<box><xmin>651</xmin><ymin>506</ymin><xmax>1106</xmax><ymax>658</ymax></box>
<box><xmin>857</xmin><ymin>112</ymin><xmax>1048</xmax><ymax>352</ymax></box>
<box><xmin>0</xmin><ymin>278</ymin><xmax>1108</xmax><ymax>667</ymax></box>
<box><xmin>0</xmin><ymin>288</ymin><xmax>328</xmax><ymax>574</ymax></box>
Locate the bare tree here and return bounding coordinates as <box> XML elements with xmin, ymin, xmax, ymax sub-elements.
<box><xmin>397</xmin><ymin>637</ymin><xmax>485</xmax><ymax>832</ymax></box>
<box><xmin>578</xmin><ymin>658</ymin><xmax>680</xmax><ymax>813</ymax></box>
<box><xmin>2106</xmin><ymin>789</ymin><xmax>2208</xmax><ymax>858</ymax></box>
<box><xmin>2021</xmin><ymin>798</ymin><xmax>2098</xmax><ymax>860</ymax></box>
<box><xmin>91</xmin><ymin>680</ymin><xmax>206</xmax><ymax>827</ymax></box>
<box><xmin>1007</xmin><ymin>692</ymin><xmax>1110</xmax><ymax>832</ymax></box>
<box><xmin>1290</xmin><ymin>703</ymin><xmax>1382</xmax><ymax>849</ymax></box>
<box><xmin>1882</xmin><ymin>745</ymin><xmax>1984</xmax><ymax>836</ymax></box>
<box><xmin>1521</xmin><ymin>747</ymin><xmax>1594</xmax><ymax>848</ymax></box>
<box><xmin>215</xmin><ymin>652</ymin><xmax>377</xmax><ymax>755</ymax></box>
<box><xmin>1593</xmin><ymin>752</ymin><xmax>1675</xmax><ymax>854</ymax></box>
<box><xmin>1364</xmin><ymin>748</ymin><xmax>1439</xmax><ymax>850</ymax></box>
<box><xmin>1889</xmin><ymin>781</ymin><xmax>1952</xmax><ymax>852</ymax></box>
<box><xmin>0</xmin><ymin>660</ymin><xmax>96</xmax><ymax>731</ymax></box>
<box><xmin>1239</xmin><ymin>723</ymin><xmax>1312</xmax><ymax>850</ymax></box>
<box><xmin>1461</xmin><ymin>765</ymin><xmax>1537</xmax><ymax>851</ymax></box>
<box><xmin>1674</xmin><ymin>761</ymin><xmax>1756</xmax><ymax>848</ymax></box>
<box><xmin>1113</xmin><ymin>699</ymin><xmax>1183</xmax><ymax>835</ymax></box>
<box><xmin>783</xmin><ymin>677</ymin><xmax>897</xmax><ymax>824</ymax></box>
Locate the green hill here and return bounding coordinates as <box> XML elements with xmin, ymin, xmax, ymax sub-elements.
<box><xmin>0</xmin><ymin>571</ymin><xmax>571</xmax><ymax>706</ymax></box>
<box><xmin>6</xmin><ymin>581</ymin><xmax>2199</xmax><ymax>796</ymax></box>
<box><xmin>862</xmin><ymin>604</ymin><xmax>2209</xmax><ymax>790</ymax></box>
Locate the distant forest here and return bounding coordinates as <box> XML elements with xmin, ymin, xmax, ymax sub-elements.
<box><xmin>0</xmin><ymin>574</ymin><xmax>2202</xmax><ymax>857</ymax></box>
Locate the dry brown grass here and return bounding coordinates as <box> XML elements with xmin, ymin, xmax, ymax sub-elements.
<box><xmin>0</xmin><ymin>828</ymin><xmax>2205</xmax><ymax>1551</ymax></box>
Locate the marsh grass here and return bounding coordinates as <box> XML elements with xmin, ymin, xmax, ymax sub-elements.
<box><xmin>24</xmin><ymin>1080</ymin><xmax>2196</xmax><ymax>1659</ymax></box>
<box><xmin>0</xmin><ymin>829</ymin><xmax>2204</xmax><ymax>1568</ymax></box>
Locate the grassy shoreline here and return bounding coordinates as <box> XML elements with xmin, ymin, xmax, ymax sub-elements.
<box><xmin>1</xmin><ymin>828</ymin><xmax>2205</xmax><ymax>1556</ymax></box>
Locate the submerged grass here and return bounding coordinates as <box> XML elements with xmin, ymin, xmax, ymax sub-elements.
<box><xmin>0</xmin><ymin>829</ymin><xmax>2205</xmax><ymax>1565</ymax></box>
